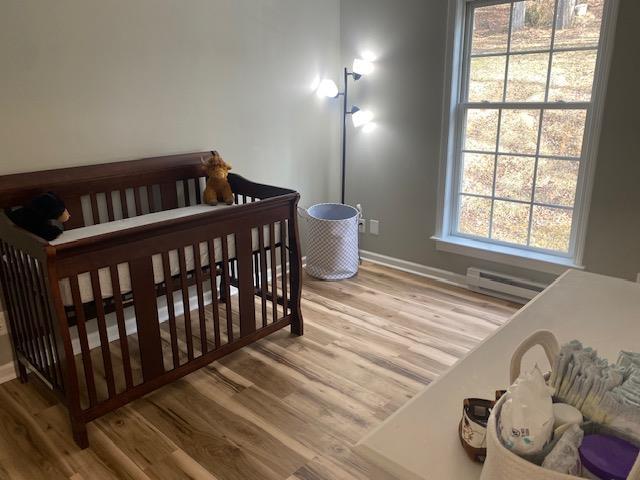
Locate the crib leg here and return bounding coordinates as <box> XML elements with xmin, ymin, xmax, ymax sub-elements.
<box><xmin>17</xmin><ymin>361</ymin><xmax>29</xmax><ymax>383</ymax></box>
<box><xmin>71</xmin><ymin>417</ymin><xmax>89</xmax><ymax>449</ymax></box>
<box><xmin>291</xmin><ymin>308</ymin><xmax>304</xmax><ymax>336</ymax></box>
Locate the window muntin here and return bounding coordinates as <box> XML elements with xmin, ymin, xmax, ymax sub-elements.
<box><xmin>452</xmin><ymin>0</ymin><xmax>606</xmax><ymax>256</ymax></box>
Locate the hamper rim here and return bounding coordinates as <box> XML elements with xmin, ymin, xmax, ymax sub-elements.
<box><xmin>303</xmin><ymin>202</ymin><xmax>360</xmax><ymax>222</ymax></box>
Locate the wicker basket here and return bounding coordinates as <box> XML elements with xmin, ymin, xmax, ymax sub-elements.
<box><xmin>480</xmin><ymin>330</ymin><xmax>640</xmax><ymax>480</ymax></box>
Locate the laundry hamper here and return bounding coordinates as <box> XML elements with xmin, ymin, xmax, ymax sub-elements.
<box><xmin>299</xmin><ymin>203</ymin><xmax>360</xmax><ymax>280</ymax></box>
<box><xmin>481</xmin><ymin>330</ymin><xmax>640</xmax><ymax>480</ymax></box>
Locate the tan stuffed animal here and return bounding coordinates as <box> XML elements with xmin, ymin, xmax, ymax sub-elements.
<box><xmin>202</xmin><ymin>151</ymin><xmax>234</xmax><ymax>206</ymax></box>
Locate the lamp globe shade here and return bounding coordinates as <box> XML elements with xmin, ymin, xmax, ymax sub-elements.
<box><xmin>352</xmin><ymin>109</ymin><xmax>374</xmax><ymax>127</ymax></box>
<box><xmin>317</xmin><ymin>79</ymin><xmax>339</xmax><ymax>98</ymax></box>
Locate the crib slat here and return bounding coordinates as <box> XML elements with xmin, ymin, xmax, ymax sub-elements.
<box><xmin>269</xmin><ymin>223</ymin><xmax>278</xmax><ymax>323</ymax></box>
<box><xmin>134</xmin><ymin>188</ymin><xmax>143</xmax><ymax>216</ymax></box>
<box><xmin>3</xmin><ymin>246</ymin><xmax>29</xmax><ymax>358</ymax></box>
<box><xmin>236</xmin><ymin>231</ymin><xmax>256</xmax><ymax>337</ymax></box>
<box><xmin>177</xmin><ymin>247</ymin><xmax>194</xmax><ymax>360</ymax></box>
<box><xmin>160</xmin><ymin>182</ymin><xmax>178</xmax><ymax>210</ymax></box>
<box><xmin>106</xmin><ymin>192</ymin><xmax>115</xmax><ymax>222</ymax></box>
<box><xmin>206</xmin><ymin>240</ymin><xmax>221</xmax><ymax>348</ymax></box>
<box><xmin>0</xmin><ymin>243</ymin><xmax>25</xmax><ymax>356</ymax></box>
<box><xmin>34</xmin><ymin>256</ymin><xmax>64</xmax><ymax>386</ymax></box>
<box><xmin>25</xmin><ymin>256</ymin><xmax>56</xmax><ymax>383</ymax></box>
<box><xmin>120</xmin><ymin>190</ymin><xmax>129</xmax><ymax>219</ymax></box>
<box><xmin>194</xmin><ymin>179</ymin><xmax>202</xmax><ymax>205</ymax></box>
<box><xmin>146</xmin><ymin>185</ymin><xmax>156</xmax><ymax>213</ymax></box>
<box><xmin>221</xmin><ymin>236</ymin><xmax>233</xmax><ymax>342</ymax></box>
<box><xmin>69</xmin><ymin>276</ymin><xmax>98</xmax><ymax>407</ymax></box>
<box><xmin>23</xmin><ymin>253</ymin><xmax>49</xmax><ymax>376</ymax></box>
<box><xmin>183</xmin><ymin>180</ymin><xmax>191</xmax><ymax>207</ymax></box>
<box><xmin>90</xmin><ymin>270</ymin><xmax>116</xmax><ymax>398</ymax></box>
<box><xmin>12</xmin><ymin>249</ymin><xmax>45</xmax><ymax>371</ymax></box>
<box><xmin>109</xmin><ymin>265</ymin><xmax>133</xmax><ymax>390</ymax></box>
<box><xmin>64</xmin><ymin>196</ymin><xmax>85</xmax><ymax>229</ymax></box>
<box><xmin>193</xmin><ymin>243</ymin><xmax>207</xmax><ymax>354</ymax></box>
<box><xmin>258</xmin><ymin>227</ymin><xmax>268</xmax><ymax>328</ymax></box>
<box><xmin>129</xmin><ymin>258</ymin><xmax>165</xmax><ymax>382</ymax></box>
<box><xmin>3</xmin><ymin>246</ymin><xmax>34</xmax><ymax>364</ymax></box>
<box><xmin>90</xmin><ymin>193</ymin><xmax>100</xmax><ymax>225</ymax></box>
<box><xmin>280</xmin><ymin>221</ymin><xmax>288</xmax><ymax>316</ymax></box>
<box><xmin>161</xmin><ymin>252</ymin><xmax>180</xmax><ymax>368</ymax></box>
<box><xmin>2</xmin><ymin>245</ymin><xmax>33</xmax><ymax>366</ymax></box>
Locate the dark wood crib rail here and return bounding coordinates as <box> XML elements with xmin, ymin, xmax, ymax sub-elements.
<box><xmin>0</xmin><ymin>152</ymin><xmax>303</xmax><ymax>448</ymax></box>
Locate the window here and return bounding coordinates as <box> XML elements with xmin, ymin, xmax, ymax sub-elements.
<box><xmin>438</xmin><ymin>0</ymin><xmax>617</xmax><ymax>267</ymax></box>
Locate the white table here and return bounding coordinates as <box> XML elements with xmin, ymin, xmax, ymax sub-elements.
<box><xmin>355</xmin><ymin>270</ymin><xmax>640</xmax><ymax>480</ymax></box>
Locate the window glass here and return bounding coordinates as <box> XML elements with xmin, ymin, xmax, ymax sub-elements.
<box><xmin>459</xmin><ymin>196</ymin><xmax>492</xmax><ymax>237</ymax></box>
<box><xmin>450</xmin><ymin>0</ymin><xmax>608</xmax><ymax>255</ymax></box>
<box><xmin>471</xmin><ymin>3</ymin><xmax>512</xmax><ymax>54</ymax></box>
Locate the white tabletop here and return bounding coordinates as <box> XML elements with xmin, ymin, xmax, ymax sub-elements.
<box><xmin>355</xmin><ymin>270</ymin><xmax>640</xmax><ymax>480</ymax></box>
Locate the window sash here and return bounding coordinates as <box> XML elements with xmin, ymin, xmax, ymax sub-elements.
<box><xmin>447</xmin><ymin>0</ymin><xmax>609</xmax><ymax>259</ymax></box>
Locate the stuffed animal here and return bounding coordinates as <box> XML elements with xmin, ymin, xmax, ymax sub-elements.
<box><xmin>202</xmin><ymin>151</ymin><xmax>234</xmax><ymax>206</ymax></box>
<box><xmin>6</xmin><ymin>192</ymin><xmax>70</xmax><ymax>241</ymax></box>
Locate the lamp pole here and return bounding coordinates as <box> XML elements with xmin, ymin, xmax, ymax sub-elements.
<box><xmin>341</xmin><ymin>67</ymin><xmax>349</xmax><ymax>205</ymax></box>
<box><xmin>340</xmin><ymin>68</ymin><xmax>362</xmax><ymax>205</ymax></box>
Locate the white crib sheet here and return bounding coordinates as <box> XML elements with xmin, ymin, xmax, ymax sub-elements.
<box><xmin>51</xmin><ymin>205</ymin><xmax>281</xmax><ymax>306</ymax></box>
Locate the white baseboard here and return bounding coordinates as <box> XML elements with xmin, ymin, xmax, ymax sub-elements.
<box><xmin>0</xmin><ymin>361</ymin><xmax>16</xmax><ymax>384</ymax></box>
<box><xmin>359</xmin><ymin>250</ymin><xmax>467</xmax><ymax>288</ymax></box>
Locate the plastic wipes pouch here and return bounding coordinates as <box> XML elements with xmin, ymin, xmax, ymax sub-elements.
<box><xmin>542</xmin><ymin>424</ymin><xmax>584</xmax><ymax>475</ymax></box>
<box><xmin>499</xmin><ymin>366</ymin><xmax>554</xmax><ymax>456</ymax></box>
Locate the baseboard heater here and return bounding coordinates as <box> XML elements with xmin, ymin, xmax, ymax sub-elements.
<box><xmin>466</xmin><ymin>268</ymin><xmax>546</xmax><ymax>303</ymax></box>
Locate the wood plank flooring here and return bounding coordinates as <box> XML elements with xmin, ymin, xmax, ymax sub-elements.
<box><xmin>0</xmin><ymin>262</ymin><xmax>519</xmax><ymax>479</ymax></box>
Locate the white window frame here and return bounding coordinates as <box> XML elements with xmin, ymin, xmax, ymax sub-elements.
<box><xmin>434</xmin><ymin>0</ymin><xmax>620</xmax><ymax>274</ymax></box>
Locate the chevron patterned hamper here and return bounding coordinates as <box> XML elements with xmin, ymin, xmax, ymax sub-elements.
<box><xmin>300</xmin><ymin>203</ymin><xmax>360</xmax><ymax>280</ymax></box>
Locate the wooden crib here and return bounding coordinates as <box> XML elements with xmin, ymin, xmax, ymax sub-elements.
<box><xmin>0</xmin><ymin>152</ymin><xmax>303</xmax><ymax>448</ymax></box>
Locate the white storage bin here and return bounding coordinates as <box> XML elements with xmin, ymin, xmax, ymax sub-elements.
<box><xmin>481</xmin><ymin>330</ymin><xmax>640</xmax><ymax>480</ymax></box>
<box><xmin>299</xmin><ymin>203</ymin><xmax>359</xmax><ymax>281</ymax></box>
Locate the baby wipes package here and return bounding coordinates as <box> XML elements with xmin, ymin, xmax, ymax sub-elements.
<box><xmin>499</xmin><ymin>366</ymin><xmax>555</xmax><ymax>456</ymax></box>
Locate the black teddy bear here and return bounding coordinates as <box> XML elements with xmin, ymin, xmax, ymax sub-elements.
<box><xmin>6</xmin><ymin>192</ymin><xmax>71</xmax><ymax>241</ymax></box>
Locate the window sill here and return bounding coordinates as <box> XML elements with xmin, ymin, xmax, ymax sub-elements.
<box><xmin>432</xmin><ymin>235</ymin><xmax>584</xmax><ymax>275</ymax></box>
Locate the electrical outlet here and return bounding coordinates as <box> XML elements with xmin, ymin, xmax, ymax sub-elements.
<box><xmin>370</xmin><ymin>219</ymin><xmax>380</xmax><ymax>235</ymax></box>
<box><xmin>358</xmin><ymin>218</ymin><xmax>366</xmax><ymax>233</ymax></box>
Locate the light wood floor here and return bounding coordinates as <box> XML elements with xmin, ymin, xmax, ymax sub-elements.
<box><xmin>0</xmin><ymin>262</ymin><xmax>519</xmax><ymax>480</ymax></box>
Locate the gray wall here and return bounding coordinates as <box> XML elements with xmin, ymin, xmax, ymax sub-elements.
<box><xmin>341</xmin><ymin>0</ymin><xmax>639</xmax><ymax>283</ymax></box>
<box><xmin>0</xmin><ymin>0</ymin><xmax>341</xmax><ymax>374</ymax></box>
<box><xmin>0</xmin><ymin>0</ymin><xmax>341</xmax><ymax>197</ymax></box>
<box><xmin>581</xmin><ymin>0</ymin><xmax>640</xmax><ymax>281</ymax></box>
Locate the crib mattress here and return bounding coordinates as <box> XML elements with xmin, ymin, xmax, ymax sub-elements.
<box><xmin>50</xmin><ymin>205</ymin><xmax>281</xmax><ymax>306</ymax></box>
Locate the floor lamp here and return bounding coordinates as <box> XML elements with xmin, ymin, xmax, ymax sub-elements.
<box><xmin>316</xmin><ymin>53</ymin><xmax>376</xmax><ymax>204</ymax></box>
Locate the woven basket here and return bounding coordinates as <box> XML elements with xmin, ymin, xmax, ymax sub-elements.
<box><xmin>480</xmin><ymin>330</ymin><xmax>640</xmax><ymax>480</ymax></box>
